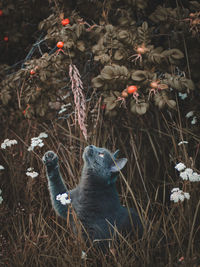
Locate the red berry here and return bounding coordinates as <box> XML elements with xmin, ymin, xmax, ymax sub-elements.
<box><xmin>150</xmin><ymin>81</ymin><xmax>159</xmax><ymax>88</ymax></box>
<box><xmin>62</xmin><ymin>18</ymin><xmax>70</xmax><ymax>26</ymax></box>
<box><xmin>0</xmin><ymin>10</ymin><xmax>3</xmax><ymax>16</ymax></box>
<box><xmin>30</xmin><ymin>69</ymin><xmax>36</xmax><ymax>75</ymax></box>
<box><xmin>57</xmin><ymin>41</ymin><xmax>64</xmax><ymax>48</ymax></box>
<box><xmin>4</xmin><ymin>36</ymin><xmax>8</xmax><ymax>42</ymax></box>
<box><xmin>127</xmin><ymin>85</ymin><xmax>138</xmax><ymax>94</ymax></box>
<box><xmin>101</xmin><ymin>104</ymin><xmax>106</xmax><ymax>110</ymax></box>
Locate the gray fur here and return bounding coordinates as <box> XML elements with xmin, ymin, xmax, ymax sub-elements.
<box><xmin>43</xmin><ymin>145</ymin><xmax>143</xmax><ymax>250</ymax></box>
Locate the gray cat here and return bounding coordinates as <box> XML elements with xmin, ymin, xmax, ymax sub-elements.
<box><xmin>43</xmin><ymin>145</ymin><xmax>143</xmax><ymax>251</ymax></box>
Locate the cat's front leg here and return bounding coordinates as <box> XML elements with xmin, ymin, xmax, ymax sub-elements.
<box><xmin>43</xmin><ymin>151</ymin><xmax>69</xmax><ymax>219</ymax></box>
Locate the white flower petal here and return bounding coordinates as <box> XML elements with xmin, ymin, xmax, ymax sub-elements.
<box><xmin>178</xmin><ymin>141</ymin><xmax>188</xmax><ymax>146</ymax></box>
<box><xmin>191</xmin><ymin>116</ymin><xmax>197</xmax><ymax>125</ymax></box>
<box><xmin>184</xmin><ymin>192</ymin><xmax>190</xmax><ymax>200</ymax></box>
<box><xmin>179</xmin><ymin>194</ymin><xmax>185</xmax><ymax>202</ymax></box>
<box><xmin>0</xmin><ymin>165</ymin><xmax>5</xmax><ymax>170</ymax></box>
<box><xmin>178</xmin><ymin>92</ymin><xmax>187</xmax><ymax>100</ymax></box>
<box><xmin>175</xmin><ymin>163</ymin><xmax>186</xmax><ymax>172</ymax></box>
<box><xmin>81</xmin><ymin>251</ymin><xmax>87</xmax><ymax>259</ymax></box>
<box><xmin>26</xmin><ymin>170</ymin><xmax>38</xmax><ymax>178</ymax></box>
<box><xmin>1</xmin><ymin>143</ymin><xmax>6</xmax><ymax>149</ymax></box>
<box><xmin>56</xmin><ymin>193</ymin><xmax>71</xmax><ymax>205</ymax></box>
<box><xmin>38</xmin><ymin>142</ymin><xmax>44</xmax><ymax>147</ymax></box>
<box><xmin>56</xmin><ymin>194</ymin><xmax>61</xmax><ymax>201</ymax></box>
<box><xmin>28</xmin><ymin>146</ymin><xmax>33</xmax><ymax>151</ymax></box>
<box><xmin>180</xmin><ymin>171</ymin><xmax>188</xmax><ymax>180</ymax></box>
<box><xmin>58</xmin><ymin>108</ymin><xmax>67</xmax><ymax>114</ymax></box>
<box><xmin>186</xmin><ymin>111</ymin><xmax>194</xmax><ymax>118</ymax></box>
<box><xmin>171</xmin><ymin>187</ymin><xmax>180</xmax><ymax>193</ymax></box>
<box><xmin>38</xmin><ymin>132</ymin><xmax>48</xmax><ymax>138</ymax></box>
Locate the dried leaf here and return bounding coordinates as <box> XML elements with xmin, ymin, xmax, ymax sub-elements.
<box><xmin>131</xmin><ymin>70</ymin><xmax>148</xmax><ymax>82</ymax></box>
<box><xmin>180</xmin><ymin>78</ymin><xmax>195</xmax><ymax>90</ymax></box>
<box><xmin>167</xmin><ymin>99</ymin><xmax>176</xmax><ymax>109</ymax></box>
<box><xmin>77</xmin><ymin>40</ymin><xmax>85</xmax><ymax>52</ymax></box>
<box><xmin>101</xmin><ymin>66</ymin><xmax>115</xmax><ymax>80</ymax></box>
<box><xmin>92</xmin><ymin>76</ymin><xmax>104</xmax><ymax>88</ymax></box>
<box><xmin>142</xmin><ymin>21</ymin><xmax>148</xmax><ymax>31</ymax></box>
<box><xmin>135</xmin><ymin>102</ymin><xmax>149</xmax><ymax>115</ymax></box>
<box><xmin>162</xmin><ymin>49</ymin><xmax>184</xmax><ymax>60</ymax></box>
<box><xmin>114</xmin><ymin>50</ymin><xmax>124</xmax><ymax>60</ymax></box>
<box><xmin>1</xmin><ymin>90</ymin><xmax>11</xmax><ymax>105</ymax></box>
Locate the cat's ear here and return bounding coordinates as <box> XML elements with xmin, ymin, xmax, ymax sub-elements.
<box><xmin>110</xmin><ymin>158</ymin><xmax>128</xmax><ymax>173</ymax></box>
<box><xmin>113</xmin><ymin>149</ymin><xmax>120</xmax><ymax>159</ymax></box>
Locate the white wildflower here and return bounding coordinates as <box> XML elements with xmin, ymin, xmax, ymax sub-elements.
<box><xmin>81</xmin><ymin>251</ymin><xmax>87</xmax><ymax>260</ymax></box>
<box><xmin>191</xmin><ymin>116</ymin><xmax>197</xmax><ymax>125</ymax></box>
<box><xmin>184</xmin><ymin>192</ymin><xmax>190</xmax><ymax>200</ymax></box>
<box><xmin>26</xmin><ymin>168</ymin><xmax>39</xmax><ymax>178</ymax></box>
<box><xmin>191</xmin><ymin>172</ymin><xmax>200</xmax><ymax>182</ymax></box>
<box><xmin>180</xmin><ymin>171</ymin><xmax>188</xmax><ymax>180</ymax></box>
<box><xmin>175</xmin><ymin>162</ymin><xmax>186</xmax><ymax>172</ymax></box>
<box><xmin>170</xmin><ymin>188</ymin><xmax>190</xmax><ymax>203</ymax></box>
<box><xmin>28</xmin><ymin>136</ymin><xmax>45</xmax><ymax>151</ymax></box>
<box><xmin>0</xmin><ymin>165</ymin><xmax>4</xmax><ymax>170</ymax></box>
<box><xmin>178</xmin><ymin>92</ymin><xmax>187</xmax><ymax>100</ymax></box>
<box><xmin>178</xmin><ymin>141</ymin><xmax>188</xmax><ymax>146</ymax></box>
<box><xmin>56</xmin><ymin>193</ymin><xmax>71</xmax><ymax>205</ymax></box>
<box><xmin>185</xmin><ymin>111</ymin><xmax>194</xmax><ymax>118</ymax></box>
<box><xmin>1</xmin><ymin>139</ymin><xmax>18</xmax><ymax>149</ymax></box>
<box><xmin>179</xmin><ymin>168</ymin><xmax>200</xmax><ymax>182</ymax></box>
<box><xmin>38</xmin><ymin>132</ymin><xmax>48</xmax><ymax>139</ymax></box>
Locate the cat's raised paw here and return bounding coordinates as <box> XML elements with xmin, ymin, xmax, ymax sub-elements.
<box><xmin>42</xmin><ymin>151</ymin><xmax>58</xmax><ymax>167</ymax></box>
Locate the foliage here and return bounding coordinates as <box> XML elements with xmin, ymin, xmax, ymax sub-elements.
<box><xmin>0</xmin><ymin>0</ymin><xmax>199</xmax><ymax>121</ymax></box>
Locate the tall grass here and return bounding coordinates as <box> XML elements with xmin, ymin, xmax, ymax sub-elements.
<box><xmin>0</xmin><ymin>102</ymin><xmax>200</xmax><ymax>267</ymax></box>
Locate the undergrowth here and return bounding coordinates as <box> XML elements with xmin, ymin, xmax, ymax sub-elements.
<box><xmin>0</xmin><ymin>102</ymin><xmax>200</xmax><ymax>267</ymax></box>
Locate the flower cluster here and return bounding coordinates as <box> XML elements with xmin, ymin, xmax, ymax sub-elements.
<box><xmin>0</xmin><ymin>189</ymin><xmax>3</xmax><ymax>204</ymax></box>
<box><xmin>0</xmin><ymin>165</ymin><xmax>4</xmax><ymax>170</ymax></box>
<box><xmin>56</xmin><ymin>193</ymin><xmax>71</xmax><ymax>205</ymax></box>
<box><xmin>28</xmin><ymin>132</ymin><xmax>48</xmax><ymax>151</ymax></box>
<box><xmin>170</xmin><ymin>188</ymin><xmax>190</xmax><ymax>203</ymax></box>
<box><xmin>1</xmin><ymin>139</ymin><xmax>18</xmax><ymax>149</ymax></box>
<box><xmin>175</xmin><ymin>163</ymin><xmax>200</xmax><ymax>182</ymax></box>
<box><xmin>26</xmin><ymin>167</ymin><xmax>39</xmax><ymax>178</ymax></box>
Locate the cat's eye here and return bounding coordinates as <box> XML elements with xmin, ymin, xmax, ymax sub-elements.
<box><xmin>99</xmin><ymin>153</ymin><xmax>104</xmax><ymax>158</ymax></box>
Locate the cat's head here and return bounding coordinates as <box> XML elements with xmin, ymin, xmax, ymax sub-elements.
<box><xmin>82</xmin><ymin>145</ymin><xmax>127</xmax><ymax>186</ymax></box>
